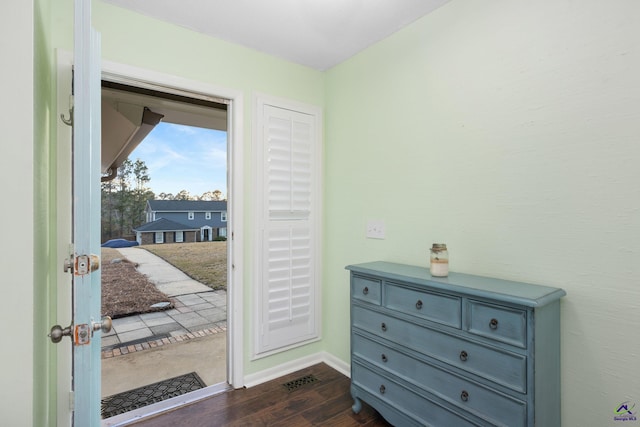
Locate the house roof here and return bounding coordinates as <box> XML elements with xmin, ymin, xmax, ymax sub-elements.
<box><xmin>147</xmin><ymin>199</ymin><xmax>227</xmax><ymax>212</ymax></box>
<box><xmin>133</xmin><ymin>218</ymin><xmax>200</xmax><ymax>232</ymax></box>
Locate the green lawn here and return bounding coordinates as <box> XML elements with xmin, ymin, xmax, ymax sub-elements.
<box><xmin>140</xmin><ymin>241</ymin><xmax>227</xmax><ymax>290</ymax></box>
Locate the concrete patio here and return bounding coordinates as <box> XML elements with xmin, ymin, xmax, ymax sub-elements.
<box><xmin>101</xmin><ymin>247</ymin><xmax>228</xmax><ymax>401</ymax></box>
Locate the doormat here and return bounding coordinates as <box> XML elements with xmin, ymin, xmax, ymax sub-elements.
<box><xmin>282</xmin><ymin>374</ymin><xmax>319</xmax><ymax>392</ymax></box>
<box><xmin>101</xmin><ymin>372</ymin><xmax>206</xmax><ymax>419</ymax></box>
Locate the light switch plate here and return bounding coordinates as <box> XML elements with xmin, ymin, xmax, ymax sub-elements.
<box><xmin>366</xmin><ymin>220</ymin><xmax>385</xmax><ymax>239</ymax></box>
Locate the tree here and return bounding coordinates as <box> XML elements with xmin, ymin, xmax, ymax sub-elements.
<box><xmin>128</xmin><ymin>159</ymin><xmax>153</xmax><ymax>231</ymax></box>
<box><xmin>101</xmin><ymin>177</ymin><xmax>116</xmax><ymax>240</ymax></box>
<box><xmin>101</xmin><ymin>158</ymin><xmax>154</xmax><ymax>241</ymax></box>
<box><xmin>199</xmin><ymin>190</ymin><xmax>224</xmax><ymax>201</ymax></box>
<box><xmin>132</xmin><ymin>159</ymin><xmax>150</xmax><ymax>191</ymax></box>
<box><xmin>174</xmin><ymin>189</ymin><xmax>194</xmax><ymax>200</ymax></box>
<box><xmin>113</xmin><ymin>159</ymin><xmax>133</xmax><ymax>237</ymax></box>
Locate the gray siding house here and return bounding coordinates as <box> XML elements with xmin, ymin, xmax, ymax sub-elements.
<box><xmin>134</xmin><ymin>200</ymin><xmax>227</xmax><ymax>244</ymax></box>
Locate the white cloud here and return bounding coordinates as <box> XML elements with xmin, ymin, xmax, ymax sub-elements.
<box><xmin>128</xmin><ymin>123</ymin><xmax>227</xmax><ymax>196</ymax></box>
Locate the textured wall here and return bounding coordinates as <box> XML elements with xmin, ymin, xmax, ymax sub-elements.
<box><xmin>0</xmin><ymin>0</ymin><xmax>35</xmax><ymax>425</ymax></box>
<box><xmin>325</xmin><ymin>1</ymin><xmax>640</xmax><ymax>426</ymax></box>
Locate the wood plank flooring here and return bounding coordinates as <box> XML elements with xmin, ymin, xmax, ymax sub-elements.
<box><xmin>130</xmin><ymin>363</ymin><xmax>392</xmax><ymax>427</ymax></box>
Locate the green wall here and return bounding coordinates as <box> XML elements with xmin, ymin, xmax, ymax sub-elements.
<box><xmin>33</xmin><ymin>0</ymin><xmax>56</xmax><ymax>424</ymax></box>
<box><xmin>324</xmin><ymin>1</ymin><xmax>640</xmax><ymax>426</ymax></box>
<box><xmin>1</xmin><ymin>0</ymin><xmax>36</xmax><ymax>425</ymax></box>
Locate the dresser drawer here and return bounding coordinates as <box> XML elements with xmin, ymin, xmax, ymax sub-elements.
<box><xmin>353</xmin><ymin>306</ymin><xmax>527</xmax><ymax>392</ymax></box>
<box><xmin>352</xmin><ymin>275</ymin><xmax>382</xmax><ymax>305</ymax></box>
<box><xmin>467</xmin><ymin>300</ymin><xmax>527</xmax><ymax>348</ymax></box>
<box><xmin>353</xmin><ymin>334</ymin><xmax>526</xmax><ymax>427</ymax></box>
<box><xmin>352</xmin><ymin>362</ymin><xmax>480</xmax><ymax>427</ymax></box>
<box><xmin>385</xmin><ymin>282</ymin><xmax>461</xmax><ymax>328</ymax></box>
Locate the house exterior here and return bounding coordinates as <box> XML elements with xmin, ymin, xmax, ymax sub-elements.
<box><xmin>133</xmin><ymin>217</ymin><xmax>199</xmax><ymax>245</ymax></box>
<box><xmin>7</xmin><ymin>1</ymin><xmax>640</xmax><ymax>426</ymax></box>
<box><xmin>136</xmin><ymin>200</ymin><xmax>228</xmax><ymax>244</ymax></box>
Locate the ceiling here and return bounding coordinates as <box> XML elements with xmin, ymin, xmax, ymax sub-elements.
<box><xmin>101</xmin><ymin>0</ymin><xmax>451</xmax><ymax>70</ymax></box>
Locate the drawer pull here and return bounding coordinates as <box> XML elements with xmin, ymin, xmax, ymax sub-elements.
<box><xmin>461</xmin><ymin>390</ymin><xmax>469</xmax><ymax>402</ymax></box>
<box><xmin>363</xmin><ymin>286</ymin><xmax>369</xmax><ymax>295</ymax></box>
<box><xmin>381</xmin><ymin>354</ymin><xmax>388</xmax><ymax>363</ymax></box>
<box><xmin>489</xmin><ymin>318</ymin><xmax>499</xmax><ymax>330</ymax></box>
<box><xmin>459</xmin><ymin>350</ymin><xmax>468</xmax><ymax>362</ymax></box>
<box><xmin>379</xmin><ymin>384</ymin><xmax>386</xmax><ymax>394</ymax></box>
<box><xmin>415</xmin><ymin>299</ymin><xmax>423</xmax><ymax>310</ymax></box>
<box><xmin>381</xmin><ymin>322</ymin><xmax>387</xmax><ymax>332</ymax></box>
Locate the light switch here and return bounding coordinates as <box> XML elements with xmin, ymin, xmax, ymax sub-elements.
<box><xmin>366</xmin><ymin>220</ymin><xmax>385</xmax><ymax>239</ymax></box>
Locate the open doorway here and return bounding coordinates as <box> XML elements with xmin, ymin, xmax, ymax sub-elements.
<box><xmin>54</xmin><ymin>52</ymin><xmax>245</xmax><ymax>425</ymax></box>
<box><xmin>98</xmin><ymin>81</ymin><xmax>231</xmax><ymax>419</ymax></box>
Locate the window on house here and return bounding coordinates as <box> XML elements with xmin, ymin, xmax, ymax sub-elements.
<box><xmin>175</xmin><ymin>231</ymin><xmax>184</xmax><ymax>243</ymax></box>
<box><xmin>205</xmin><ymin>212</ymin><xmax>211</xmax><ymax>220</ymax></box>
<box><xmin>155</xmin><ymin>232</ymin><xmax>164</xmax><ymax>243</ymax></box>
<box><xmin>221</xmin><ymin>211</ymin><xmax>227</xmax><ymax>222</ymax></box>
<box><xmin>188</xmin><ymin>211</ymin><xmax>194</xmax><ymax>220</ymax></box>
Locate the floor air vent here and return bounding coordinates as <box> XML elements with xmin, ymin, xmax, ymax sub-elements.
<box><xmin>282</xmin><ymin>374</ymin><xmax>319</xmax><ymax>392</ymax></box>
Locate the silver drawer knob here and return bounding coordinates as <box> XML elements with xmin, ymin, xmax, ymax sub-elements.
<box><xmin>461</xmin><ymin>390</ymin><xmax>469</xmax><ymax>402</ymax></box>
<box><xmin>379</xmin><ymin>384</ymin><xmax>386</xmax><ymax>394</ymax></box>
<box><xmin>381</xmin><ymin>322</ymin><xmax>387</xmax><ymax>332</ymax></box>
<box><xmin>381</xmin><ymin>354</ymin><xmax>388</xmax><ymax>363</ymax></box>
<box><xmin>489</xmin><ymin>318</ymin><xmax>499</xmax><ymax>330</ymax></box>
<box><xmin>460</xmin><ymin>350</ymin><xmax>468</xmax><ymax>362</ymax></box>
<box><xmin>415</xmin><ymin>300</ymin><xmax>423</xmax><ymax>310</ymax></box>
<box><xmin>363</xmin><ymin>286</ymin><xmax>369</xmax><ymax>295</ymax></box>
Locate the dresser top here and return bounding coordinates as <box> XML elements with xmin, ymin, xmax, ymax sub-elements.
<box><xmin>346</xmin><ymin>261</ymin><xmax>566</xmax><ymax>307</ymax></box>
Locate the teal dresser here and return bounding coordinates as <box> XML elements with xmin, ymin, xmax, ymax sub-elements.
<box><xmin>347</xmin><ymin>261</ymin><xmax>565</xmax><ymax>427</ymax></box>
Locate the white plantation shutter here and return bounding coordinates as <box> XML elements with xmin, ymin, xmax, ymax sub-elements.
<box><xmin>264</xmin><ymin>226</ymin><xmax>312</xmax><ymax>333</ymax></box>
<box><xmin>266</xmin><ymin>106</ymin><xmax>312</xmax><ymax>218</ymax></box>
<box><xmin>255</xmin><ymin>100</ymin><xmax>321</xmax><ymax>356</ymax></box>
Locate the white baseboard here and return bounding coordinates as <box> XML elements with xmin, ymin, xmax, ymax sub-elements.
<box><xmin>321</xmin><ymin>351</ymin><xmax>350</xmax><ymax>378</ymax></box>
<box><xmin>243</xmin><ymin>352</ymin><xmax>350</xmax><ymax>388</ymax></box>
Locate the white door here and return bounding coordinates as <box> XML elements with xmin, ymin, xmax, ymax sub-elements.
<box><xmin>71</xmin><ymin>0</ymin><xmax>104</xmax><ymax>424</ymax></box>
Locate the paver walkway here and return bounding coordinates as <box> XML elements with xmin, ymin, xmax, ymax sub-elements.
<box><xmin>102</xmin><ymin>247</ymin><xmax>227</xmax><ymax>354</ymax></box>
<box><xmin>117</xmin><ymin>247</ymin><xmax>212</xmax><ymax>296</ymax></box>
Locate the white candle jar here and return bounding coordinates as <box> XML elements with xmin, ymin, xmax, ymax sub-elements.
<box><xmin>430</xmin><ymin>243</ymin><xmax>449</xmax><ymax>277</ymax></box>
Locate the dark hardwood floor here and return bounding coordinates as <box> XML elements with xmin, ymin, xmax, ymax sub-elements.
<box><xmin>130</xmin><ymin>363</ymin><xmax>392</xmax><ymax>426</ymax></box>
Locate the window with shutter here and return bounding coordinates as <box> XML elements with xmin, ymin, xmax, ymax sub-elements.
<box><xmin>254</xmin><ymin>97</ymin><xmax>322</xmax><ymax>357</ymax></box>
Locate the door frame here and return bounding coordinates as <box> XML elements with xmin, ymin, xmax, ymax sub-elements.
<box><xmin>55</xmin><ymin>51</ymin><xmax>245</xmax><ymax>425</ymax></box>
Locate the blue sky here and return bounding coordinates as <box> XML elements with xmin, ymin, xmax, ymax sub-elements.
<box><xmin>129</xmin><ymin>122</ymin><xmax>227</xmax><ymax>198</ymax></box>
